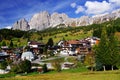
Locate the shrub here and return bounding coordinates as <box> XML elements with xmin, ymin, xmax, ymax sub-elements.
<box><xmin>66</xmin><ymin>57</ymin><xmax>76</xmax><ymax>63</ymax></box>
<box><xmin>42</xmin><ymin>64</ymin><xmax>48</xmax><ymax>73</ymax></box>
<box><xmin>52</xmin><ymin>61</ymin><xmax>61</xmax><ymax>72</ymax></box>
<box><xmin>31</xmin><ymin>63</ymin><xmax>40</xmax><ymax>67</ymax></box>
<box><xmin>66</xmin><ymin>57</ymin><xmax>85</xmax><ymax>69</ymax></box>
<box><xmin>10</xmin><ymin>59</ymin><xmax>31</xmax><ymax>73</ymax></box>
<box><xmin>6</xmin><ymin>58</ymin><xmax>13</xmax><ymax>65</ymax></box>
<box><xmin>51</xmin><ymin>58</ymin><xmax>63</xmax><ymax>72</ymax></box>
<box><xmin>0</xmin><ymin>61</ymin><xmax>7</xmax><ymax>70</ymax></box>
<box><xmin>20</xmin><ymin>59</ymin><xmax>31</xmax><ymax>73</ymax></box>
<box><xmin>10</xmin><ymin>64</ymin><xmax>20</xmax><ymax>73</ymax></box>
<box><xmin>48</xmin><ymin>50</ymin><xmax>54</xmax><ymax>57</ymax></box>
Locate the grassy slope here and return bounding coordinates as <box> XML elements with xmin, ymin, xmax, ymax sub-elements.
<box><xmin>11</xmin><ymin>28</ymin><xmax>92</xmax><ymax>46</ymax></box>
<box><xmin>2</xmin><ymin>70</ymin><xmax>120</xmax><ymax>80</ymax></box>
<box><xmin>26</xmin><ymin>30</ymin><xmax>120</xmax><ymax>45</ymax></box>
<box><xmin>115</xmin><ymin>32</ymin><xmax>120</xmax><ymax>41</ymax></box>
<box><xmin>33</xmin><ymin>30</ymin><xmax>92</xmax><ymax>44</ymax></box>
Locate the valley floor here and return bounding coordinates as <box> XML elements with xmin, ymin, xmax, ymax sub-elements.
<box><xmin>2</xmin><ymin>70</ymin><xmax>120</xmax><ymax>80</ymax></box>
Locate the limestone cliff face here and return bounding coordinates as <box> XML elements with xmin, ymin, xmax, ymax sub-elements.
<box><xmin>92</xmin><ymin>9</ymin><xmax>120</xmax><ymax>24</ymax></box>
<box><xmin>29</xmin><ymin>11</ymin><xmax>50</xmax><ymax>30</ymax></box>
<box><xmin>28</xmin><ymin>12</ymin><xmax>91</xmax><ymax>29</ymax></box>
<box><xmin>12</xmin><ymin>18</ymin><xmax>30</xmax><ymax>31</ymax></box>
<box><xmin>76</xmin><ymin>16</ymin><xmax>92</xmax><ymax>26</ymax></box>
<box><xmin>50</xmin><ymin>12</ymin><xmax>68</xmax><ymax>27</ymax></box>
<box><xmin>12</xmin><ymin>9</ymin><xmax>120</xmax><ymax>31</ymax></box>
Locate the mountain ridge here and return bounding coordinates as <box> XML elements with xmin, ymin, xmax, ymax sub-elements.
<box><xmin>12</xmin><ymin>9</ymin><xmax>120</xmax><ymax>31</ymax></box>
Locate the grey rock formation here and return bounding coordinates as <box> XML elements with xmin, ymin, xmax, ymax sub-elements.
<box><xmin>29</xmin><ymin>11</ymin><xmax>50</xmax><ymax>30</ymax></box>
<box><xmin>76</xmin><ymin>16</ymin><xmax>91</xmax><ymax>26</ymax></box>
<box><xmin>50</xmin><ymin>12</ymin><xmax>68</xmax><ymax>27</ymax></box>
<box><xmin>91</xmin><ymin>9</ymin><xmax>120</xmax><ymax>24</ymax></box>
<box><xmin>12</xmin><ymin>18</ymin><xmax>30</xmax><ymax>31</ymax></box>
<box><xmin>12</xmin><ymin>9</ymin><xmax>120</xmax><ymax>31</ymax></box>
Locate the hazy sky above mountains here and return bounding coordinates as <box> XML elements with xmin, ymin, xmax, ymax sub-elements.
<box><xmin>0</xmin><ymin>0</ymin><xmax>120</xmax><ymax>28</ymax></box>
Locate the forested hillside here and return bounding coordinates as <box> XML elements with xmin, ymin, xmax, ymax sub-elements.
<box><xmin>0</xmin><ymin>18</ymin><xmax>120</xmax><ymax>47</ymax></box>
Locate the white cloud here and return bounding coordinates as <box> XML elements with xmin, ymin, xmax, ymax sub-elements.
<box><xmin>75</xmin><ymin>6</ymin><xmax>85</xmax><ymax>14</ymax></box>
<box><xmin>109</xmin><ymin>0</ymin><xmax>120</xmax><ymax>8</ymax></box>
<box><xmin>70</xmin><ymin>3</ymin><xmax>76</xmax><ymax>8</ymax></box>
<box><xmin>85</xmin><ymin>1</ymin><xmax>111</xmax><ymax>15</ymax></box>
<box><xmin>4</xmin><ymin>26</ymin><xmax>12</xmax><ymax>29</ymax></box>
<box><xmin>109</xmin><ymin>0</ymin><xmax>120</xmax><ymax>4</ymax></box>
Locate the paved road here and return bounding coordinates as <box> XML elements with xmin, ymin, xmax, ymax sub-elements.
<box><xmin>31</xmin><ymin>56</ymin><xmax>72</xmax><ymax>69</ymax></box>
<box><xmin>31</xmin><ymin>56</ymin><xmax>64</xmax><ymax>69</ymax></box>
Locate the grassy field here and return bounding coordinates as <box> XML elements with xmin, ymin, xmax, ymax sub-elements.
<box><xmin>10</xmin><ymin>29</ymin><xmax>92</xmax><ymax>46</ymax></box>
<box><xmin>1</xmin><ymin>70</ymin><xmax>120</xmax><ymax>80</ymax></box>
<box><xmin>42</xmin><ymin>30</ymin><xmax>92</xmax><ymax>44</ymax></box>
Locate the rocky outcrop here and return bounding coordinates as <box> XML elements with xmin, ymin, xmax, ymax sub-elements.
<box><xmin>29</xmin><ymin>11</ymin><xmax>50</xmax><ymax>30</ymax></box>
<box><xmin>12</xmin><ymin>18</ymin><xmax>30</xmax><ymax>31</ymax></box>
<box><xmin>50</xmin><ymin>12</ymin><xmax>68</xmax><ymax>27</ymax></box>
<box><xmin>29</xmin><ymin>12</ymin><xmax>91</xmax><ymax>29</ymax></box>
<box><xmin>76</xmin><ymin>16</ymin><xmax>92</xmax><ymax>26</ymax></box>
<box><xmin>12</xmin><ymin>9</ymin><xmax>120</xmax><ymax>31</ymax></box>
<box><xmin>92</xmin><ymin>9</ymin><xmax>120</xmax><ymax>24</ymax></box>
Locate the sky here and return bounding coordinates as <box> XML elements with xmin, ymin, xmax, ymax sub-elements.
<box><xmin>0</xmin><ymin>0</ymin><xmax>120</xmax><ymax>28</ymax></box>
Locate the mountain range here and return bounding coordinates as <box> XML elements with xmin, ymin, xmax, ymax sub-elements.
<box><xmin>12</xmin><ymin>9</ymin><xmax>120</xmax><ymax>31</ymax></box>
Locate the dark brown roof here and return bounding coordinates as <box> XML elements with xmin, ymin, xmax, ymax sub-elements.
<box><xmin>29</xmin><ymin>41</ymin><xmax>44</xmax><ymax>45</ymax></box>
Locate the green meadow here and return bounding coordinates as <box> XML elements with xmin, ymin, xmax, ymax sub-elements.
<box><xmin>2</xmin><ymin>70</ymin><xmax>120</xmax><ymax>80</ymax></box>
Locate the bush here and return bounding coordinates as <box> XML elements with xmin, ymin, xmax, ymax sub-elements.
<box><xmin>66</xmin><ymin>57</ymin><xmax>76</xmax><ymax>63</ymax></box>
<box><xmin>6</xmin><ymin>58</ymin><xmax>13</xmax><ymax>65</ymax></box>
<box><xmin>20</xmin><ymin>59</ymin><xmax>31</xmax><ymax>73</ymax></box>
<box><xmin>48</xmin><ymin>50</ymin><xmax>54</xmax><ymax>57</ymax></box>
<box><xmin>51</xmin><ymin>58</ymin><xmax>63</xmax><ymax>72</ymax></box>
<box><xmin>31</xmin><ymin>63</ymin><xmax>41</xmax><ymax>67</ymax></box>
<box><xmin>42</xmin><ymin>64</ymin><xmax>48</xmax><ymax>73</ymax></box>
<box><xmin>10</xmin><ymin>59</ymin><xmax>31</xmax><ymax>73</ymax></box>
<box><xmin>10</xmin><ymin>64</ymin><xmax>20</xmax><ymax>74</ymax></box>
<box><xmin>66</xmin><ymin>57</ymin><xmax>85</xmax><ymax>69</ymax></box>
<box><xmin>0</xmin><ymin>61</ymin><xmax>7</xmax><ymax>70</ymax></box>
<box><xmin>52</xmin><ymin>61</ymin><xmax>61</xmax><ymax>72</ymax></box>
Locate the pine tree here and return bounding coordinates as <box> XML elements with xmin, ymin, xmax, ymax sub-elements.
<box><xmin>95</xmin><ymin>27</ymin><xmax>109</xmax><ymax>71</ymax></box>
<box><xmin>9</xmin><ymin>40</ymin><xmax>14</xmax><ymax>48</ymax></box>
<box><xmin>108</xmin><ymin>30</ymin><xmax>120</xmax><ymax>70</ymax></box>
<box><xmin>95</xmin><ymin>26</ymin><xmax>120</xmax><ymax>71</ymax></box>
<box><xmin>46</xmin><ymin>38</ymin><xmax>54</xmax><ymax>48</ymax></box>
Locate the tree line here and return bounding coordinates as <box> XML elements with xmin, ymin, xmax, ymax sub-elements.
<box><xmin>0</xmin><ymin>29</ymin><xmax>30</xmax><ymax>40</ymax></box>
<box><xmin>95</xmin><ymin>26</ymin><xmax>120</xmax><ymax>71</ymax></box>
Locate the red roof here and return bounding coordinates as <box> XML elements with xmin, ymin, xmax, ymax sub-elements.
<box><xmin>67</xmin><ymin>40</ymin><xmax>80</xmax><ymax>44</ymax></box>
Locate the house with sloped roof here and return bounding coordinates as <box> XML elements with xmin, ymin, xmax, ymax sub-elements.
<box><xmin>27</xmin><ymin>41</ymin><xmax>45</xmax><ymax>55</ymax></box>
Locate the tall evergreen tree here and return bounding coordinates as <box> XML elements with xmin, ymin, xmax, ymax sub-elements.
<box><xmin>46</xmin><ymin>38</ymin><xmax>54</xmax><ymax>47</ymax></box>
<box><xmin>95</xmin><ymin>27</ymin><xmax>109</xmax><ymax>71</ymax></box>
<box><xmin>108</xmin><ymin>26</ymin><xmax>120</xmax><ymax>70</ymax></box>
<box><xmin>95</xmin><ymin>26</ymin><xmax>120</xmax><ymax>71</ymax></box>
<box><xmin>107</xmin><ymin>29</ymin><xmax>120</xmax><ymax>70</ymax></box>
<box><xmin>9</xmin><ymin>40</ymin><xmax>14</xmax><ymax>48</ymax></box>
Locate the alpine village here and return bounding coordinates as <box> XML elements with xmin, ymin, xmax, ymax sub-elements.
<box><xmin>1</xmin><ymin>6</ymin><xmax>120</xmax><ymax>80</ymax></box>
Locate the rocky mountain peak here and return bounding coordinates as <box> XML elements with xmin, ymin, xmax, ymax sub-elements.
<box><xmin>12</xmin><ymin>9</ymin><xmax>120</xmax><ymax>31</ymax></box>
<box><xmin>50</xmin><ymin>12</ymin><xmax>69</xmax><ymax>27</ymax></box>
<box><xmin>12</xmin><ymin>18</ymin><xmax>30</xmax><ymax>31</ymax></box>
<box><xmin>29</xmin><ymin>11</ymin><xmax>50</xmax><ymax>30</ymax></box>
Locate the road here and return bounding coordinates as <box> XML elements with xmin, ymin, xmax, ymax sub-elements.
<box><xmin>31</xmin><ymin>56</ymin><xmax>72</xmax><ymax>69</ymax></box>
<box><xmin>31</xmin><ymin>56</ymin><xmax>64</xmax><ymax>69</ymax></box>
